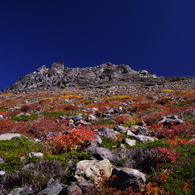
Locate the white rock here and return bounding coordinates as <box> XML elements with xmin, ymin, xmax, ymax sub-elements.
<box><xmin>0</xmin><ymin>133</ymin><xmax>22</xmax><ymax>140</ymax></box>
<box><xmin>126</xmin><ymin>130</ymin><xmax>135</xmax><ymax>136</ymax></box>
<box><xmin>27</xmin><ymin>152</ymin><xmax>44</xmax><ymax>158</ymax></box>
<box><xmin>0</xmin><ymin>157</ymin><xmax>4</xmax><ymax>164</ymax></box>
<box><xmin>17</xmin><ymin>112</ymin><xmax>24</xmax><ymax>116</ymax></box>
<box><xmin>88</xmin><ymin>114</ymin><xmax>97</xmax><ymax>121</ymax></box>
<box><xmin>75</xmin><ymin>159</ymin><xmax>112</xmax><ymax>184</ymax></box>
<box><xmin>134</xmin><ymin>135</ymin><xmax>155</xmax><ymax>142</ymax></box>
<box><xmin>125</xmin><ymin>138</ymin><xmax>136</xmax><ymax>146</ymax></box>
<box><xmin>0</xmin><ymin>171</ymin><xmax>5</xmax><ymax>176</ymax></box>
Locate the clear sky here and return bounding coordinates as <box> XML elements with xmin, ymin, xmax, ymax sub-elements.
<box><xmin>1</xmin><ymin>0</ymin><xmax>195</xmax><ymax>91</ymax></box>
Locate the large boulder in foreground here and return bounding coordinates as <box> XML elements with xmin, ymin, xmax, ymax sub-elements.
<box><xmin>74</xmin><ymin>159</ymin><xmax>113</xmax><ymax>184</ymax></box>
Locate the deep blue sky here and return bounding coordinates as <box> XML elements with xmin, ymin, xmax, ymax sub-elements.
<box><xmin>1</xmin><ymin>0</ymin><xmax>195</xmax><ymax>91</ymax></box>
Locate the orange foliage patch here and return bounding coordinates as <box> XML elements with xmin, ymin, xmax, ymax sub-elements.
<box><xmin>0</xmin><ymin>119</ymin><xmax>18</xmax><ymax>134</ymax></box>
<box><xmin>48</xmin><ymin>128</ymin><xmax>97</xmax><ymax>154</ymax></box>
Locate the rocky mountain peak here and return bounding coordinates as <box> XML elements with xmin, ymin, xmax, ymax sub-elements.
<box><xmin>1</xmin><ymin>61</ymin><xmax>174</xmax><ymax>93</ymax></box>
<box><xmin>50</xmin><ymin>61</ymin><xmax>65</xmax><ymax>70</ymax></box>
<box><xmin>36</xmin><ymin>65</ymin><xmax>48</xmax><ymax>73</ymax></box>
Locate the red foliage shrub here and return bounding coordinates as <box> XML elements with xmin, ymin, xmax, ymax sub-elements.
<box><xmin>19</xmin><ymin>118</ymin><xmax>69</xmax><ymax>139</ymax></box>
<box><xmin>155</xmin><ymin>98</ymin><xmax>171</xmax><ymax>105</ymax></box>
<box><xmin>166</xmin><ymin>106</ymin><xmax>195</xmax><ymax>118</ymax></box>
<box><xmin>56</xmin><ymin>103</ymin><xmax>79</xmax><ymax>111</ymax></box>
<box><xmin>166</xmin><ymin>138</ymin><xmax>189</xmax><ymax>146</ymax></box>
<box><xmin>95</xmin><ymin>103</ymin><xmax>107</xmax><ymax>112</ymax></box>
<box><xmin>154</xmin><ymin>148</ymin><xmax>177</xmax><ymax>163</ymax></box>
<box><xmin>141</xmin><ymin>112</ymin><xmax>166</xmax><ymax>125</ymax></box>
<box><xmin>142</xmin><ymin>182</ymin><xmax>159</xmax><ymax>195</ymax></box>
<box><xmin>7</xmin><ymin>110</ymin><xmax>21</xmax><ymax>117</ymax></box>
<box><xmin>0</xmin><ymin>119</ymin><xmax>18</xmax><ymax>134</ymax></box>
<box><xmin>48</xmin><ymin>128</ymin><xmax>97</xmax><ymax>154</ymax></box>
<box><xmin>20</xmin><ymin>103</ymin><xmax>41</xmax><ymax>112</ymax></box>
<box><xmin>131</xmin><ymin>103</ymin><xmax>150</xmax><ymax>112</ymax></box>
<box><xmin>113</xmin><ymin>114</ymin><xmax>135</xmax><ymax>125</ymax></box>
<box><xmin>63</xmin><ymin>104</ymin><xmax>79</xmax><ymax>111</ymax></box>
<box><xmin>148</xmin><ymin>123</ymin><xmax>179</xmax><ymax>139</ymax></box>
<box><xmin>149</xmin><ymin>122</ymin><xmax>195</xmax><ymax>139</ymax></box>
<box><xmin>173</xmin><ymin>123</ymin><xmax>195</xmax><ymax>136</ymax></box>
<box><xmin>0</xmin><ymin>111</ymin><xmax>7</xmax><ymax>116</ymax></box>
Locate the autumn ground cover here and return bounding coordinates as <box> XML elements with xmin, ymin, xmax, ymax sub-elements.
<box><xmin>0</xmin><ymin>88</ymin><xmax>195</xmax><ymax>194</ymax></box>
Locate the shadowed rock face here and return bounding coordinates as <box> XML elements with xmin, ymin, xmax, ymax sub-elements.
<box><xmin>2</xmin><ymin>61</ymin><xmax>162</xmax><ymax>93</ymax></box>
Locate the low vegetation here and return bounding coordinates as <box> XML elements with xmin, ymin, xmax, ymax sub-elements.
<box><xmin>0</xmin><ymin>88</ymin><xmax>195</xmax><ymax>194</ymax></box>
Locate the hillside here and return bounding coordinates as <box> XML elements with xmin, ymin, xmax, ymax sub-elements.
<box><xmin>0</xmin><ymin>63</ymin><xmax>195</xmax><ymax>194</ymax></box>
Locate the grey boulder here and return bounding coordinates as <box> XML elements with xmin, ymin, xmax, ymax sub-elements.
<box><xmin>110</xmin><ymin>167</ymin><xmax>146</xmax><ymax>191</ymax></box>
<box><xmin>37</xmin><ymin>178</ymin><xmax>63</xmax><ymax>195</ymax></box>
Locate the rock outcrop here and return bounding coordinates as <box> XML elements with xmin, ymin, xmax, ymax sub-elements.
<box><xmin>2</xmin><ymin>61</ymin><xmax>161</xmax><ymax>93</ymax></box>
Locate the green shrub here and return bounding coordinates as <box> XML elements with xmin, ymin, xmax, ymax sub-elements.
<box><xmin>10</xmin><ymin>114</ymin><xmax>39</xmax><ymax>121</ymax></box>
<box><xmin>83</xmin><ymin>98</ymin><xmax>96</xmax><ymax>102</ymax></box>
<box><xmin>167</xmin><ymin>101</ymin><xmax>192</xmax><ymax>107</ymax></box>
<box><xmin>0</xmin><ymin>137</ymin><xmax>43</xmax><ymax>163</ymax></box>
<box><xmin>146</xmin><ymin>140</ymin><xmax>170</xmax><ymax>148</ymax></box>
<box><xmin>64</xmin><ymin>151</ymin><xmax>90</xmax><ymax>163</ymax></box>
<box><xmin>100</xmin><ymin>137</ymin><xmax>121</xmax><ymax>148</ymax></box>
<box><xmin>41</xmin><ymin>111</ymin><xmax>65</xmax><ymax>119</ymax></box>
<box><xmin>0</xmin><ymin>106</ymin><xmax>8</xmax><ymax>112</ymax></box>
<box><xmin>92</xmin><ymin>119</ymin><xmax>113</xmax><ymax>125</ymax></box>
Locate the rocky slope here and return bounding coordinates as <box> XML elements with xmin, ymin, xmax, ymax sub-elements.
<box><xmin>1</xmin><ymin>81</ymin><xmax>195</xmax><ymax>194</ymax></box>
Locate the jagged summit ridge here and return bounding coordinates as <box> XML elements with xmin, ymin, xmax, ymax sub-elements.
<box><xmin>2</xmin><ymin>61</ymin><xmax>159</xmax><ymax>93</ymax></box>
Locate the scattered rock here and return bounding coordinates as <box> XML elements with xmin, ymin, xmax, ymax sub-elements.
<box><xmin>59</xmin><ymin>115</ymin><xmax>66</xmax><ymax>119</ymax></box>
<box><xmin>98</xmin><ymin>127</ymin><xmax>120</xmax><ymax>138</ymax></box>
<box><xmin>0</xmin><ymin>158</ymin><xmax>5</xmax><ymax>164</ymax></box>
<box><xmin>129</xmin><ymin>134</ymin><xmax>155</xmax><ymax>142</ymax></box>
<box><xmin>114</xmin><ymin>125</ymin><xmax>128</xmax><ymax>133</ymax></box>
<box><xmin>76</xmin><ymin>182</ymin><xmax>96</xmax><ymax>194</ymax></box>
<box><xmin>129</xmin><ymin>125</ymin><xmax>149</xmax><ymax>136</ymax></box>
<box><xmin>125</xmin><ymin>138</ymin><xmax>136</xmax><ymax>146</ymax></box>
<box><xmin>86</xmin><ymin>114</ymin><xmax>97</xmax><ymax>122</ymax></box>
<box><xmin>37</xmin><ymin>178</ymin><xmax>63</xmax><ymax>195</ymax></box>
<box><xmin>26</xmin><ymin>152</ymin><xmax>44</xmax><ymax>159</ymax></box>
<box><xmin>0</xmin><ymin>115</ymin><xmax>5</xmax><ymax>119</ymax></box>
<box><xmin>72</xmin><ymin>115</ymin><xmax>82</xmax><ymax>122</ymax></box>
<box><xmin>86</xmin><ymin>135</ymin><xmax>102</xmax><ymax>151</ymax></box>
<box><xmin>61</xmin><ymin>182</ymin><xmax>83</xmax><ymax>195</ymax></box>
<box><xmin>22</xmin><ymin>162</ymin><xmax>36</xmax><ymax>171</ymax></box>
<box><xmin>0</xmin><ymin>171</ymin><xmax>6</xmax><ymax>176</ymax></box>
<box><xmin>159</xmin><ymin>115</ymin><xmax>184</xmax><ymax>126</ymax></box>
<box><xmin>126</xmin><ymin>130</ymin><xmax>136</xmax><ymax>136</ymax></box>
<box><xmin>92</xmin><ymin>147</ymin><xmax>118</xmax><ymax>162</ymax></box>
<box><xmin>79</xmin><ymin>120</ymin><xmax>91</xmax><ymax>126</ymax></box>
<box><xmin>68</xmin><ymin>119</ymin><xmax>75</xmax><ymax>127</ymax></box>
<box><xmin>8</xmin><ymin>187</ymin><xmax>33</xmax><ymax>195</ymax></box>
<box><xmin>189</xmin><ymin>138</ymin><xmax>195</xmax><ymax>143</ymax></box>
